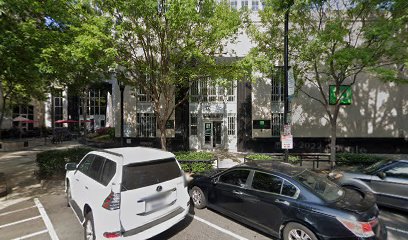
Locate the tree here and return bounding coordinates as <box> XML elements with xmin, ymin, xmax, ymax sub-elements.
<box><xmin>99</xmin><ymin>0</ymin><xmax>245</xmax><ymax>150</ymax></box>
<box><xmin>248</xmin><ymin>0</ymin><xmax>406</xmax><ymax>165</ymax></box>
<box><xmin>0</xmin><ymin>0</ymin><xmax>53</xmax><ymax>131</ymax></box>
<box><xmin>39</xmin><ymin>1</ymin><xmax>117</xmax><ymax>135</ymax></box>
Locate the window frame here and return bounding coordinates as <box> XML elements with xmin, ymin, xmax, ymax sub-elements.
<box><xmin>216</xmin><ymin>169</ymin><xmax>252</xmax><ymax>188</ymax></box>
<box><xmin>87</xmin><ymin>155</ymin><xmax>105</xmax><ymax>182</ymax></box>
<box><xmin>100</xmin><ymin>158</ymin><xmax>117</xmax><ymax>186</ymax></box>
<box><xmin>383</xmin><ymin>162</ymin><xmax>408</xmax><ymax>179</ymax></box>
<box><xmin>77</xmin><ymin>154</ymin><xmax>96</xmax><ymax>175</ymax></box>
<box><xmin>249</xmin><ymin>170</ymin><xmax>300</xmax><ymax>199</ymax></box>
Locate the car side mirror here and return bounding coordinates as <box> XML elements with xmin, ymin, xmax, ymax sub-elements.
<box><xmin>211</xmin><ymin>177</ymin><xmax>218</xmax><ymax>185</ymax></box>
<box><xmin>65</xmin><ymin>163</ymin><xmax>77</xmax><ymax>171</ymax></box>
<box><xmin>377</xmin><ymin>172</ymin><xmax>386</xmax><ymax>179</ymax></box>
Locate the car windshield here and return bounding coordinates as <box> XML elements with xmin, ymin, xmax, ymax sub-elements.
<box><xmin>362</xmin><ymin>160</ymin><xmax>392</xmax><ymax>174</ymax></box>
<box><xmin>294</xmin><ymin>170</ymin><xmax>344</xmax><ymax>202</ymax></box>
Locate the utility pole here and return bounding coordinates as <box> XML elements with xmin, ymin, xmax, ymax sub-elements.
<box><xmin>119</xmin><ymin>82</ymin><xmax>125</xmax><ymax>147</ymax></box>
<box><xmin>283</xmin><ymin>8</ymin><xmax>290</xmax><ymax>162</ymax></box>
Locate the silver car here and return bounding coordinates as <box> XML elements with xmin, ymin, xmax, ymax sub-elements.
<box><xmin>329</xmin><ymin>160</ymin><xmax>408</xmax><ymax>211</ymax></box>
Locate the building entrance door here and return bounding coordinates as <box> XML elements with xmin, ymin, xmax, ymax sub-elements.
<box><xmin>203</xmin><ymin>122</ymin><xmax>213</xmax><ymax>149</ymax></box>
<box><xmin>213</xmin><ymin>121</ymin><xmax>222</xmax><ymax>148</ymax></box>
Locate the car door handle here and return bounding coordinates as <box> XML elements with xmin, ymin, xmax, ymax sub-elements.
<box><xmin>232</xmin><ymin>190</ymin><xmax>250</xmax><ymax>196</ymax></box>
<box><xmin>84</xmin><ymin>186</ymin><xmax>88</xmax><ymax>190</ymax></box>
<box><xmin>75</xmin><ymin>178</ymin><xmax>79</xmax><ymax>182</ymax></box>
<box><xmin>275</xmin><ymin>199</ymin><xmax>290</xmax><ymax>206</ymax></box>
<box><xmin>232</xmin><ymin>190</ymin><xmax>243</xmax><ymax>195</ymax></box>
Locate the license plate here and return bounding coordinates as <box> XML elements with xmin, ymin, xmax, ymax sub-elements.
<box><xmin>146</xmin><ymin>199</ymin><xmax>166</xmax><ymax>212</ymax></box>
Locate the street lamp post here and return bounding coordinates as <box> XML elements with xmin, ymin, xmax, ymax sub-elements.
<box><xmin>283</xmin><ymin>4</ymin><xmax>291</xmax><ymax>162</ymax></box>
<box><xmin>119</xmin><ymin>81</ymin><xmax>125</xmax><ymax>147</ymax></box>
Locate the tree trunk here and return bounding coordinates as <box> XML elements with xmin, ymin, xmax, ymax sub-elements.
<box><xmin>159</xmin><ymin>126</ymin><xmax>167</xmax><ymax>150</ymax></box>
<box><xmin>82</xmin><ymin>89</ymin><xmax>88</xmax><ymax>138</ymax></box>
<box><xmin>329</xmin><ymin>118</ymin><xmax>337</xmax><ymax>169</ymax></box>
<box><xmin>0</xmin><ymin>97</ymin><xmax>7</xmax><ymax>139</ymax></box>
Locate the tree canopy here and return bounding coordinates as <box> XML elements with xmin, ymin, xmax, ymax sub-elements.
<box><xmin>247</xmin><ymin>0</ymin><xmax>407</xmax><ymax>162</ymax></box>
<box><xmin>98</xmin><ymin>0</ymin><xmax>245</xmax><ymax>149</ymax></box>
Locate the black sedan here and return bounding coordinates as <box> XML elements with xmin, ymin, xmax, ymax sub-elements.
<box><xmin>189</xmin><ymin>161</ymin><xmax>387</xmax><ymax>240</ymax></box>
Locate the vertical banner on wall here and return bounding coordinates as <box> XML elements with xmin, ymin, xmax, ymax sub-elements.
<box><xmin>281</xmin><ymin>124</ymin><xmax>293</xmax><ymax>149</ymax></box>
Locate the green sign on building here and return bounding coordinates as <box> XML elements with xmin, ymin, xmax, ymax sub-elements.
<box><xmin>329</xmin><ymin>85</ymin><xmax>352</xmax><ymax>105</ymax></box>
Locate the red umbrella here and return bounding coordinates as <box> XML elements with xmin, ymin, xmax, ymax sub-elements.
<box><xmin>55</xmin><ymin>120</ymin><xmax>79</xmax><ymax>124</ymax></box>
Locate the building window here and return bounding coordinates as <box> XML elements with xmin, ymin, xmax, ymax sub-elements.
<box><xmin>190</xmin><ymin>79</ymin><xmax>235</xmax><ymax>102</ymax></box>
<box><xmin>230</xmin><ymin>0</ymin><xmax>237</xmax><ymax>9</ymax></box>
<box><xmin>54</xmin><ymin>91</ymin><xmax>64</xmax><ymax>127</ymax></box>
<box><xmin>252</xmin><ymin>0</ymin><xmax>259</xmax><ymax>11</ymax></box>
<box><xmin>271</xmin><ymin>67</ymin><xmax>285</xmax><ymax>103</ymax></box>
<box><xmin>271</xmin><ymin>113</ymin><xmax>284</xmax><ymax>136</ymax></box>
<box><xmin>137</xmin><ymin>113</ymin><xmax>156</xmax><ymax>137</ymax></box>
<box><xmin>190</xmin><ymin>114</ymin><xmax>197</xmax><ymax>135</ymax></box>
<box><xmin>136</xmin><ymin>87</ymin><xmax>151</xmax><ymax>102</ymax></box>
<box><xmin>241</xmin><ymin>0</ymin><xmax>248</xmax><ymax>9</ymax></box>
<box><xmin>80</xmin><ymin>89</ymin><xmax>107</xmax><ymax>116</ymax></box>
<box><xmin>227</xmin><ymin>81</ymin><xmax>235</xmax><ymax>102</ymax></box>
<box><xmin>12</xmin><ymin>105</ymin><xmax>34</xmax><ymax>130</ymax></box>
<box><xmin>228</xmin><ymin>114</ymin><xmax>236</xmax><ymax>135</ymax></box>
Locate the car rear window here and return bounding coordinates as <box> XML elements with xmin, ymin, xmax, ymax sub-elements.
<box><xmin>122</xmin><ymin>158</ymin><xmax>181</xmax><ymax>191</ymax></box>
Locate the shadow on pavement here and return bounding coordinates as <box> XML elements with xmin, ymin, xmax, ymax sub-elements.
<box><xmin>149</xmin><ymin>200</ymin><xmax>195</xmax><ymax>239</ymax></box>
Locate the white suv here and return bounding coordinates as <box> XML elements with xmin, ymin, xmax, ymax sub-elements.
<box><xmin>65</xmin><ymin>147</ymin><xmax>190</xmax><ymax>240</ymax></box>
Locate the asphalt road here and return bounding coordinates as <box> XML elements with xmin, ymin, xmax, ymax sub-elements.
<box><xmin>0</xmin><ymin>190</ymin><xmax>407</xmax><ymax>240</ymax></box>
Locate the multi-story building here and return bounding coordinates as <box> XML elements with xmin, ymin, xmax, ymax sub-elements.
<box><xmin>1</xmin><ymin>1</ymin><xmax>406</xmax><ymax>154</ymax></box>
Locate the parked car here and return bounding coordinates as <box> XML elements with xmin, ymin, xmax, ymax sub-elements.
<box><xmin>329</xmin><ymin>159</ymin><xmax>408</xmax><ymax>211</ymax></box>
<box><xmin>65</xmin><ymin>147</ymin><xmax>190</xmax><ymax>240</ymax></box>
<box><xmin>189</xmin><ymin>161</ymin><xmax>386</xmax><ymax>240</ymax></box>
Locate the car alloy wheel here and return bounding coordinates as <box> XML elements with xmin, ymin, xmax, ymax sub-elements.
<box><xmin>191</xmin><ymin>189</ymin><xmax>202</xmax><ymax>206</ymax></box>
<box><xmin>288</xmin><ymin>229</ymin><xmax>312</xmax><ymax>240</ymax></box>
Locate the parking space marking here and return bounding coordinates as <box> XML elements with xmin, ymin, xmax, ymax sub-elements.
<box><xmin>0</xmin><ymin>215</ymin><xmax>41</xmax><ymax>229</ymax></box>
<box><xmin>386</xmin><ymin>226</ymin><xmax>408</xmax><ymax>235</ymax></box>
<box><xmin>0</xmin><ymin>206</ymin><xmax>36</xmax><ymax>217</ymax></box>
<box><xmin>11</xmin><ymin>229</ymin><xmax>48</xmax><ymax>240</ymax></box>
<box><xmin>188</xmin><ymin>214</ymin><xmax>249</xmax><ymax>240</ymax></box>
<box><xmin>34</xmin><ymin>198</ymin><xmax>59</xmax><ymax>240</ymax></box>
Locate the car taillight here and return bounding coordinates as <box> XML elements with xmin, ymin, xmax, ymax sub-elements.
<box><xmin>103</xmin><ymin>231</ymin><xmax>121</xmax><ymax>238</ymax></box>
<box><xmin>336</xmin><ymin>217</ymin><xmax>375</xmax><ymax>238</ymax></box>
<box><xmin>102</xmin><ymin>191</ymin><xmax>121</xmax><ymax>210</ymax></box>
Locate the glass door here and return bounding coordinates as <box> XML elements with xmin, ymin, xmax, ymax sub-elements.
<box><xmin>203</xmin><ymin>122</ymin><xmax>213</xmax><ymax>149</ymax></box>
<box><xmin>213</xmin><ymin>121</ymin><xmax>222</xmax><ymax>148</ymax></box>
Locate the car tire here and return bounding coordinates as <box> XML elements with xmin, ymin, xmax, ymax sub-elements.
<box><xmin>190</xmin><ymin>186</ymin><xmax>206</xmax><ymax>209</ymax></box>
<box><xmin>84</xmin><ymin>212</ymin><xmax>96</xmax><ymax>240</ymax></box>
<box><xmin>66</xmin><ymin>182</ymin><xmax>71</xmax><ymax>207</ymax></box>
<box><xmin>283</xmin><ymin>222</ymin><xmax>318</xmax><ymax>240</ymax></box>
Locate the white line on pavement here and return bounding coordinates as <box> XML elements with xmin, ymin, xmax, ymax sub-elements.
<box><xmin>12</xmin><ymin>229</ymin><xmax>49</xmax><ymax>240</ymax></box>
<box><xmin>188</xmin><ymin>214</ymin><xmax>249</xmax><ymax>240</ymax></box>
<box><xmin>0</xmin><ymin>206</ymin><xmax>36</xmax><ymax>217</ymax></box>
<box><xmin>34</xmin><ymin>198</ymin><xmax>59</xmax><ymax>240</ymax></box>
<box><xmin>387</xmin><ymin>226</ymin><xmax>408</xmax><ymax>235</ymax></box>
<box><xmin>0</xmin><ymin>215</ymin><xmax>41</xmax><ymax>229</ymax></box>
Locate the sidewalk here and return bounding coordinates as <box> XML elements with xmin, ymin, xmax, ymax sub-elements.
<box><xmin>0</xmin><ymin>141</ymin><xmax>84</xmax><ymax>210</ymax></box>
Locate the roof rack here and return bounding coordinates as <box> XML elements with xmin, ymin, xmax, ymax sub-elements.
<box><xmin>98</xmin><ymin>149</ymin><xmax>123</xmax><ymax>157</ymax></box>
